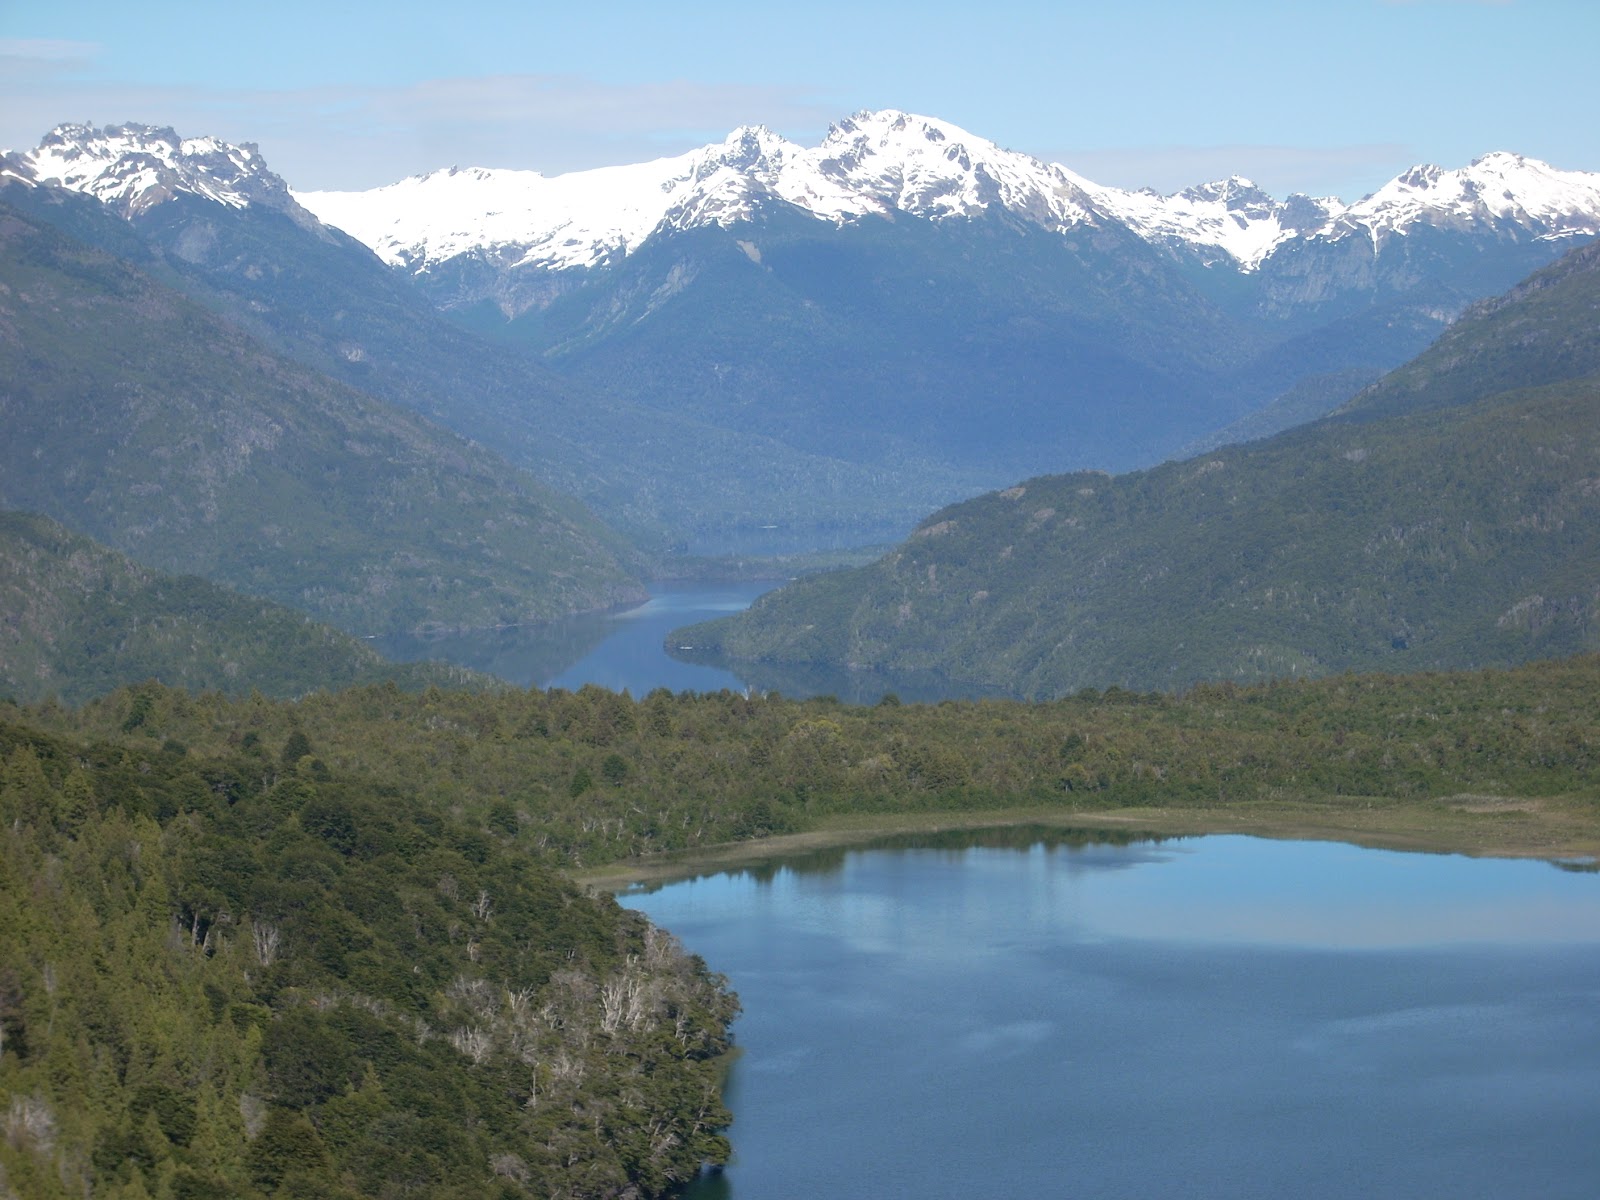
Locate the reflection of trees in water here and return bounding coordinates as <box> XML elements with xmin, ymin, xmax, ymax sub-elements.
<box><xmin>769</xmin><ymin>825</ymin><xmax>1178</xmax><ymax>878</ymax></box>
<box><xmin>631</xmin><ymin>826</ymin><xmax>1178</xmax><ymax>893</ymax></box>
<box><xmin>374</xmin><ymin>611</ymin><xmax>617</xmax><ymax>686</ymax></box>
<box><xmin>679</xmin><ymin>1162</ymin><xmax>733</xmax><ymax>1200</ymax></box>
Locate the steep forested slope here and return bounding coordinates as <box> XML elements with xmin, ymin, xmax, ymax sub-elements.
<box><xmin>1336</xmin><ymin>236</ymin><xmax>1600</xmax><ymax>421</ymax></box>
<box><xmin>0</xmin><ymin>202</ymin><xmax>643</xmax><ymax>635</ymax></box>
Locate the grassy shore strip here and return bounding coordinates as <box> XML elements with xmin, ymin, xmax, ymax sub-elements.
<box><xmin>574</xmin><ymin>795</ymin><xmax>1600</xmax><ymax>892</ymax></box>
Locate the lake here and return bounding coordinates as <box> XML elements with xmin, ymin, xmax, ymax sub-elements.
<box><xmin>376</xmin><ymin>581</ymin><xmax>770</xmax><ymax>694</ymax></box>
<box><xmin>377</xmin><ymin>582</ymin><xmax>1008</xmax><ymax>703</ymax></box>
<box><xmin>620</xmin><ymin>830</ymin><xmax>1600</xmax><ymax>1199</ymax></box>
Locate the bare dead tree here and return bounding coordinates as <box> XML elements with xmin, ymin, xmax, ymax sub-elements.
<box><xmin>250</xmin><ymin>920</ymin><xmax>281</xmax><ymax>967</ymax></box>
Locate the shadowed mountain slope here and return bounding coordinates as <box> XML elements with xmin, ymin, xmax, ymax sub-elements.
<box><xmin>0</xmin><ymin>201</ymin><xmax>643</xmax><ymax>635</ymax></box>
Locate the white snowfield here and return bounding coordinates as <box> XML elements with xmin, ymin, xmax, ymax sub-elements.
<box><xmin>11</xmin><ymin>112</ymin><xmax>1600</xmax><ymax>275</ymax></box>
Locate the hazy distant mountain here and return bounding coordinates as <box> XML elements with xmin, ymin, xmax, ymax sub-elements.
<box><xmin>0</xmin><ymin>512</ymin><xmax>485</xmax><ymax>704</ymax></box>
<box><xmin>681</xmin><ymin>237</ymin><xmax>1600</xmax><ymax>697</ymax></box>
<box><xmin>0</xmin><ymin>199</ymin><xmax>643</xmax><ymax>635</ymax></box>
<box><xmin>295</xmin><ymin>109</ymin><xmax>1600</xmax><ymax>488</ymax></box>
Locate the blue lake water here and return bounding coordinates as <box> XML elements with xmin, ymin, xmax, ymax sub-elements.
<box><xmin>621</xmin><ymin>832</ymin><xmax>1600</xmax><ymax>1199</ymax></box>
<box><xmin>377</xmin><ymin>582</ymin><xmax>1006</xmax><ymax>702</ymax></box>
<box><xmin>376</xmin><ymin>581</ymin><xmax>770</xmax><ymax>693</ymax></box>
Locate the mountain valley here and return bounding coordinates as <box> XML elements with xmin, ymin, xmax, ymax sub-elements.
<box><xmin>9</xmin><ymin>114</ymin><xmax>1600</xmax><ymax>559</ymax></box>
<box><xmin>4</xmin><ymin>102</ymin><xmax>1600</xmax><ymax>1200</ymax></box>
<box><xmin>0</xmin><ymin>197</ymin><xmax>643</xmax><ymax>635</ymax></box>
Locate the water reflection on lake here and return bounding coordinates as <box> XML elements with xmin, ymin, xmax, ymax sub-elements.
<box><xmin>621</xmin><ymin>831</ymin><xmax>1600</xmax><ymax>1200</ymax></box>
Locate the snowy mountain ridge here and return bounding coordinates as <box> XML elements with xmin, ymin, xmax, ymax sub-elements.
<box><xmin>9</xmin><ymin>114</ymin><xmax>1600</xmax><ymax>279</ymax></box>
<box><xmin>1325</xmin><ymin>151</ymin><xmax>1600</xmax><ymax>246</ymax></box>
<box><xmin>3</xmin><ymin>122</ymin><xmax>316</xmax><ymax>224</ymax></box>
<box><xmin>293</xmin><ymin>111</ymin><xmax>1600</xmax><ymax>275</ymax></box>
<box><xmin>289</xmin><ymin>111</ymin><xmax>1110</xmax><ymax>274</ymax></box>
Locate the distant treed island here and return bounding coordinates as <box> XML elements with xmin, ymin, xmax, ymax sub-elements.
<box><xmin>1</xmin><ymin>112</ymin><xmax>1598</xmax><ymax>1199</ymax></box>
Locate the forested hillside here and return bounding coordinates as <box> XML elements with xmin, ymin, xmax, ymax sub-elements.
<box><xmin>1337</xmin><ymin>236</ymin><xmax>1600</xmax><ymax>421</ymax></box>
<box><xmin>0</xmin><ymin>712</ymin><xmax>736</xmax><ymax>1200</ymax></box>
<box><xmin>0</xmin><ymin>512</ymin><xmax>484</xmax><ymax>704</ymax></box>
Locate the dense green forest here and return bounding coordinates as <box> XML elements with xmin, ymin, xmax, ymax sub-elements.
<box><xmin>2</xmin><ymin>653</ymin><xmax>1597</xmax><ymax>1197</ymax></box>
<box><xmin>11</xmin><ymin>658</ymin><xmax>1599</xmax><ymax>872</ymax></box>
<box><xmin>0</xmin><ymin>707</ymin><xmax>736</xmax><ymax>1200</ymax></box>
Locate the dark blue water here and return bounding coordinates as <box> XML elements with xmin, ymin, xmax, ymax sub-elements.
<box><xmin>621</xmin><ymin>833</ymin><xmax>1600</xmax><ymax>1200</ymax></box>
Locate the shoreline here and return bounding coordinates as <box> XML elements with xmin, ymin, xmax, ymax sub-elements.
<box><xmin>573</xmin><ymin>795</ymin><xmax>1600</xmax><ymax>892</ymax></box>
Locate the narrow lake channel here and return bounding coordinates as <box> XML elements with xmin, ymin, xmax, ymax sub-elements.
<box><xmin>375</xmin><ymin>582</ymin><xmax>771</xmax><ymax>693</ymax></box>
<box><xmin>375</xmin><ymin>581</ymin><xmax>1004</xmax><ymax>702</ymax></box>
<box><xmin>621</xmin><ymin>831</ymin><xmax>1600</xmax><ymax>1200</ymax></box>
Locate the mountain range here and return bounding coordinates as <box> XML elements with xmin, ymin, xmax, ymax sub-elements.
<box><xmin>682</xmin><ymin>235</ymin><xmax>1600</xmax><ymax>697</ymax></box>
<box><xmin>0</xmin><ymin>123</ymin><xmax>979</xmax><ymax>550</ymax></box>
<box><xmin>297</xmin><ymin>111</ymin><xmax>1600</xmax><ymax>290</ymax></box>
<box><xmin>8</xmin><ymin>114</ymin><xmax>1600</xmax><ymax>555</ymax></box>
<box><xmin>296</xmin><ymin>111</ymin><xmax>1600</xmax><ymax>496</ymax></box>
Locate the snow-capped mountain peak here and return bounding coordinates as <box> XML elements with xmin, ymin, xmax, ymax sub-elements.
<box><xmin>1179</xmin><ymin>176</ymin><xmax>1271</xmax><ymax>207</ymax></box>
<box><xmin>708</xmin><ymin>124</ymin><xmax>792</xmax><ymax>175</ymax></box>
<box><xmin>6</xmin><ymin>122</ymin><xmax>301</xmax><ymax>219</ymax></box>
<box><xmin>804</xmin><ymin>108</ymin><xmax>1103</xmax><ymax>227</ymax></box>
<box><xmin>1338</xmin><ymin>151</ymin><xmax>1600</xmax><ymax>244</ymax></box>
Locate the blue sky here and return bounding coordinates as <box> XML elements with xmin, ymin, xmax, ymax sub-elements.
<box><xmin>2</xmin><ymin>0</ymin><xmax>1595</xmax><ymax>199</ymax></box>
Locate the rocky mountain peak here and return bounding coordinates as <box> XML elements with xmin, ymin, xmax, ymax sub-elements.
<box><xmin>1179</xmin><ymin>176</ymin><xmax>1273</xmax><ymax>209</ymax></box>
<box><xmin>11</xmin><ymin>121</ymin><xmax>303</xmax><ymax>220</ymax></box>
